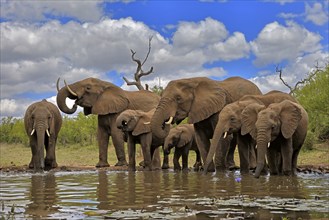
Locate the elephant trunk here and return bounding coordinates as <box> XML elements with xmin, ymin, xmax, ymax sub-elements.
<box><xmin>151</xmin><ymin>98</ymin><xmax>175</xmax><ymax>139</ymax></box>
<box><xmin>34</xmin><ymin>127</ymin><xmax>46</xmax><ymax>171</ymax></box>
<box><xmin>254</xmin><ymin>129</ymin><xmax>270</xmax><ymax>178</ymax></box>
<box><xmin>56</xmin><ymin>84</ymin><xmax>78</xmax><ymax>114</ymax></box>
<box><xmin>204</xmin><ymin>124</ymin><xmax>227</xmax><ymax>173</ymax></box>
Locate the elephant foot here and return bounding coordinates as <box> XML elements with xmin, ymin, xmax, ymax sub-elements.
<box><xmin>29</xmin><ymin>162</ymin><xmax>34</xmax><ymax>169</ymax></box>
<box><xmin>96</xmin><ymin>161</ymin><xmax>110</xmax><ymax>168</ymax></box>
<box><xmin>115</xmin><ymin>160</ymin><xmax>128</xmax><ymax>166</ymax></box>
<box><xmin>162</xmin><ymin>163</ymin><xmax>170</xmax><ymax>169</ymax></box>
<box><xmin>45</xmin><ymin>158</ymin><xmax>58</xmax><ymax>168</ymax></box>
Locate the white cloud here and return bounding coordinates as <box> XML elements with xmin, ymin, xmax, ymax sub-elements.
<box><xmin>0</xmin><ymin>0</ymin><xmax>104</xmax><ymax>22</ymax></box>
<box><xmin>305</xmin><ymin>2</ymin><xmax>329</xmax><ymax>26</ymax></box>
<box><xmin>251</xmin><ymin>21</ymin><xmax>322</xmax><ymax>66</ymax></box>
<box><xmin>251</xmin><ymin>50</ymin><xmax>329</xmax><ymax>93</ymax></box>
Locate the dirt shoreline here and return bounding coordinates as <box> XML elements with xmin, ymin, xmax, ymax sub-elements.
<box><xmin>1</xmin><ymin>164</ymin><xmax>328</xmax><ymax>174</ymax></box>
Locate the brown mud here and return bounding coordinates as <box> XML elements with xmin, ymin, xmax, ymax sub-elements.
<box><xmin>1</xmin><ymin>164</ymin><xmax>328</xmax><ymax>174</ymax></box>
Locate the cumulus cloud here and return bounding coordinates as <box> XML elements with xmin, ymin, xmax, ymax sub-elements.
<box><xmin>251</xmin><ymin>50</ymin><xmax>329</xmax><ymax>93</ymax></box>
<box><xmin>0</xmin><ymin>0</ymin><xmax>104</xmax><ymax>22</ymax></box>
<box><xmin>251</xmin><ymin>21</ymin><xmax>322</xmax><ymax>67</ymax></box>
<box><xmin>305</xmin><ymin>2</ymin><xmax>329</xmax><ymax>26</ymax></box>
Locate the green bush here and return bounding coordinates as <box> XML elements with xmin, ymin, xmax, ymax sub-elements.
<box><xmin>302</xmin><ymin>131</ymin><xmax>316</xmax><ymax>151</ymax></box>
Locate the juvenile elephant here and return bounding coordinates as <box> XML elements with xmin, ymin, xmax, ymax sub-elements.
<box><xmin>150</xmin><ymin>76</ymin><xmax>262</xmax><ymax>172</ymax></box>
<box><xmin>163</xmin><ymin>124</ymin><xmax>201</xmax><ymax>171</ymax></box>
<box><xmin>204</xmin><ymin>90</ymin><xmax>297</xmax><ymax>174</ymax></box>
<box><xmin>241</xmin><ymin>100</ymin><xmax>308</xmax><ymax>177</ymax></box>
<box><xmin>24</xmin><ymin>99</ymin><xmax>62</xmax><ymax>171</ymax></box>
<box><xmin>56</xmin><ymin>78</ymin><xmax>160</xmax><ymax>167</ymax></box>
<box><xmin>116</xmin><ymin>109</ymin><xmax>166</xmax><ymax>171</ymax></box>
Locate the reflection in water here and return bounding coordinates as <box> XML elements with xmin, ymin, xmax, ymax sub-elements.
<box><xmin>0</xmin><ymin>170</ymin><xmax>328</xmax><ymax>219</ymax></box>
<box><xmin>25</xmin><ymin>174</ymin><xmax>58</xmax><ymax>218</ymax></box>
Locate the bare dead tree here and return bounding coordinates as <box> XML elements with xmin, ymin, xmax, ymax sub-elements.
<box><xmin>277</xmin><ymin>62</ymin><xmax>321</xmax><ymax>95</ymax></box>
<box><xmin>123</xmin><ymin>36</ymin><xmax>154</xmax><ymax>90</ymax></box>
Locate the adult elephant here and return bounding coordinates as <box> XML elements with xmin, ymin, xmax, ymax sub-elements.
<box><xmin>56</xmin><ymin>77</ymin><xmax>160</xmax><ymax>167</ymax></box>
<box><xmin>150</xmin><ymin>76</ymin><xmax>262</xmax><ymax>171</ymax></box>
<box><xmin>116</xmin><ymin>109</ymin><xmax>165</xmax><ymax>171</ymax></box>
<box><xmin>24</xmin><ymin>99</ymin><xmax>62</xmax><ymax>171</ymax></box>
<box><xmin>242</xmin><ymin>100</ymin><xmax>308</xmax><ymax>178</ymax></box>
<box><xmin>163</xmin><ymin>124</ymin><xmax>201</xmax><ymax>171</ymax></box>
<box><xmin>204</xmin><ymin>90</ymin><xmax>297</xmax><ymax>174</ymax></box>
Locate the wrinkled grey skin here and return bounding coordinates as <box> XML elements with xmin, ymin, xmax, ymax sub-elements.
<box><xmin>116</xmin><ymin>109</ymin><xmax>166</xmax><ymax>171</ymax></box>
<box><xmin>24</xmin><ymin>99</ymin><xmax>62</xmax><ymax>172</ymax></box>
<box><xmin>242</xmin><ymin>100</ymin><xmax>308</xmax><ymax>178</ymax></box>
<box><xmin>163</xmin><ymin>124</ymin><xmax>201</xmax><ymax>171</ymax></box>
<box><xmin>204</xmin><ymin>90</ymin><xmax>297</xmax><ymax>174</ymax></box>
<box><xmin>151</xmin><ymin>77</ymin><xmax>262</xmax><ymax>172</ymax></box>
<box><xmin>56</xmin><ymin>77</ymin><xmax>160</xmax><ymax>167</ymax></box>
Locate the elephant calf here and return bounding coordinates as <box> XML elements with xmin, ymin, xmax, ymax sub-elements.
<box><xmin>116</xmin><ymin>109</ymin><xmax>167</xmax><ymax>171</ymax></box>
<box><xmin>24</xmin><ymin>99</ymin><xmax>62</xmax><ymax>171</ymax></box>
<box><xmin>163</xmin><ymin>124</ymin><xmax>201</xmax><ymax>171</ymax></box>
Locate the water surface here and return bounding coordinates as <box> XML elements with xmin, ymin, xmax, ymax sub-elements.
<box><xmin>0</xmin><ymin>170</ymin><xmax>328</xmax><ymax>219</ymax></box>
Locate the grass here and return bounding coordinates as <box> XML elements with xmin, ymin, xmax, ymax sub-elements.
<box><xmin>0</xmin><ymin>141</ymin><xmax>328</xmax><ymax>169</ymax></box>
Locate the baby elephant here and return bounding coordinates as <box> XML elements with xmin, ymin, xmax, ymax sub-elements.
<box><xmin>116</xmin><ymin>109</ymin><xmax>166</xmax><ymax>171</ymax></box>
<box><xmin>24</xmin><ymin>99</ymin><xmax>62</xmax><ymax>171</ymax></box>
<box><xmin>163</xmin><ymin>124</ymin><xmax>201</xmax><ymax>171</ymax></box>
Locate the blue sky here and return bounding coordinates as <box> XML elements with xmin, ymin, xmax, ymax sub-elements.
<box><xmin>0</xmin><ymin>0</ymin><xmax>328</xmax><ymax>118</ymax></box>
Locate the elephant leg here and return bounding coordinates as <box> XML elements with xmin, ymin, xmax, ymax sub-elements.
<box><xmin>226</xmin><ymin>134</ymin><xmax>236</xmax><ymax>169</ymax></box>
<box><xmin>96</xmin><ymin>125</ymin><xmax>111</xmax><ymax>167</ymax></box>
<box><xmin>194</xmin><ymin>127</ymin><xmax>213</xmax><ymax>171</ymax></box>
<box><xmin>45</xmin><ymin>136</ymin><xmax>58</xmax><ymax>169</ymax></box>
<box><xmin>182</xmin><ymin>147</ymin><xmax>189</xmax><ymax>171</ymax></box>
<box><xmin>267</xmin><ymin>147</ymin><xmax>279</xmax><ymax>175</ymax></box>
<box><xmin>194</xmin><ymin>149</ymin><xmax>202</xmax><ymax>171</ymax></box>
<box><xmin>249</xmin><ymin>140</ymin><xmax>257</xmax><ymax>170</ymax></box>
<box><xmin>237</xmin><ymin>135</ymin><xmax>249</xmax><ymax>174</ymax></box>
<box><xmin>281</xmin><ymin>139</ymin><xmax>293</xmax><ymax>176</ymax></box>
<box><xmin>292</xmin><ymin>148</ymin><xmax>301</xmax><ymax>175</ymax></box>
<box><xmin>111</xmin><ymin>126</ymin><xmax>128</xmax><ymax>166</ymax></box>
<box><xmin>151</xmin><ymin>147</ymin><xmax>161</xmax><ymax>170</ymax></box>
<box><xmin>162</xmin><ymin>146</ymin><xmax>170</xmax><ymax>169</ymax></box>
<box><xmin>140</xmin><ymin>135</ymin><xmax>152</xmax><ymax>171</ymax></box>
<box><xmin>173</xmin><ymin>149</ymin><xmax>182</xmax><ymax>171</ymax></box>
<box><xmin>127</xmin><ymin>135</ymin><xmax>136</xmax><ymax>171</ymax></box>
<box><xmin>29</xmin><ymin>138</ymin><xmax>37</xmax><ymax>168</ymax></box>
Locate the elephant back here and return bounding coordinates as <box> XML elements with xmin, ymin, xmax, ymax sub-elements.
<box><xmin>126</xmin><ymin>90</ymin><xmax>160</xmax><ymax>112</ymax></box>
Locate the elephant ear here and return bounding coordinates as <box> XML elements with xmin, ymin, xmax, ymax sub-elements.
<box><xmin>92</xmin><ymin>86</ymin><xmax>129</xmax><ymax>115</ymax></box>
<box><xmin>132</xmin><ymin>113</ymin><xmax>152</xmax><ymax>136</ymax></box>
<box><xmin>177</xmin><ymin>127</ymin><xmax>192</xmax><ymax>148</ymax></box>
<box><xmin>241</xmin><ymin>103</ymin><xmax>265</xmax><ymax>139</ymax></box>
<box><xmin>24</xmin><ymin>104</ymin><xmax>36</xmax><ymax>133</ymax></box>
<box><xmin>278</xmin><ymin>100</ymin><xmax>302</xmax><ymax>139</ymax></box>
<box><xmin>188</xmin><ymin>80</ymin><xmax>227</xmax><ymax>124</ymax></box>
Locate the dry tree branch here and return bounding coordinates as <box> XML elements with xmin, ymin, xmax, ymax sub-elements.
<box><xmin>123</xmin><ymin>36</ymin><xmax>154</xmax><ymax>90</ymax></box>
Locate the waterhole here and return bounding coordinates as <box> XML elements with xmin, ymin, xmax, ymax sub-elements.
<box><xmin>0</xmin><ymin>170</ymin><xmax>328</xmax><ymax>219</ymax></box>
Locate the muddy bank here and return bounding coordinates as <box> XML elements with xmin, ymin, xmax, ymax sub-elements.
<box><xmin>1</xmin><ymin>164</ymin><xmax>328</xmax><ymax>174</ymax></box>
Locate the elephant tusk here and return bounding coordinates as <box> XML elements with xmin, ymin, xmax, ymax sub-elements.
<box><xmin>267</xmin><ymin>142</ymin><xmax>270</xmax><ymax>148</ymax></box>
<box><xmin>255</xmin><ymin>145</ymin><xmax>257</xmax><ymax>149</ymax></box>
<box><xmin>56</xmin><ymin>77</ymin><xmax>61</xmax><ymax>92</ymax></box>
<box><xmin>144</xmin><ymin>121</ymin><xmax>151</xmax><ymax>125</ymax></box>
<box><xmin>223</xmin><ymin>132</ymin><xmax>227</xmax><ymax>139</ymax></box>
<box><xmin>46</xmin><ymin>129</ymin><xmax>50</xmax><ymax>137</ymax></box>
<box><xmin>165</xmin><ymin>116</ymin><xmax>173</xmax><ymax>125</ymax></box>
<box><xmin>30</xmin><ymin>129</ymin><xmax>35</xmax><ymax>136</ymax></box>
<box><xmin>64</xmin><ymin>79</ymin><xmax>78</xmax><ymax>97</ymax></box>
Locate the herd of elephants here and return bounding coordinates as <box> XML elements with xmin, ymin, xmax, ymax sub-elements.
<box><xmin>24</xmin><ymin>76</ymin><xmax>308</xmax><ymax>178</ymax></box>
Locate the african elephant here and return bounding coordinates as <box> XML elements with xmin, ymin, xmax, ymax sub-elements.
<box><xmin>204</xmin><ymin>90</ymin><xmax>297</xmax><ymax>174</ymax></box>
<box><xmin>56</xmin><ymin>77</ymin><xmax>160</xmax><ymax>167</ymax></box>
<box><xmin>24</xmin><ymin>99</ymin><xmax>62</xmax><ymax>171</ymax></box>
<box><xmin>150</xmin><ymin>76</ymin><xmax>262</xmax><ymax>172</ymax></box>
<box><xmin>241</xmin><ymin>100</ymin><xmax>308</xmax><ymax>178</ymax></box>
<box><xmin>116</xmin><ymin>109</ymin><xmax>166</xmax><ymax>171</ymax></box>
<box><xmin>163</xmin><ymin>124</ymin><xmax>201</xmax><ymax>171</ymax></box>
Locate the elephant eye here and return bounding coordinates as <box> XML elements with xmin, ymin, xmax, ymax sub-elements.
<box><xmin>86</xmin><ymin>85</ymin><xmax>91</xmax><ymax>91</ymax></box>
<box><xmin>122</xmin><ymin>120</ymin><xmax>127</xmax><ymax>126</ymax></box>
